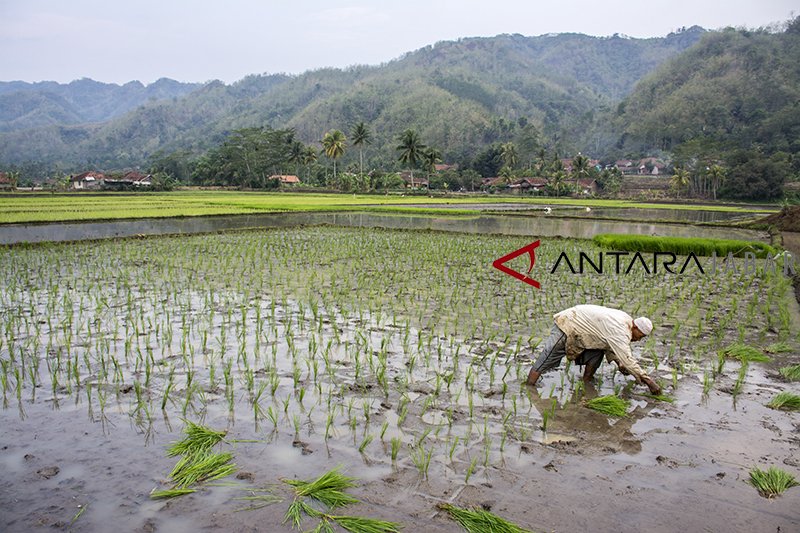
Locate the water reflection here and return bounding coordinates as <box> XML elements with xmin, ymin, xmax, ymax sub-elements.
<box><xmin>0</xmin><ymin>211</ymin><xmax>769</xmax><ymax>245</ymax></box>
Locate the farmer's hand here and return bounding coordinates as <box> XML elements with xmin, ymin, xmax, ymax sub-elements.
<box><xmin>642</xmin><ymin>376</ymin><xmax>662</xmax><ymax>396</ymax></box>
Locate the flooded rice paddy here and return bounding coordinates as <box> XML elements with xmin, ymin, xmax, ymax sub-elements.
<box><xmin>1</xmin><ymin>225</ymin><xmax>798</xmax><ymax>532</ymax></box>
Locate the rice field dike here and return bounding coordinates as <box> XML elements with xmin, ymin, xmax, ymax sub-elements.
<box><xmin>1</xmin><ymin>223</ymin><xmax>799</xmax><ymax>532</ymax></box>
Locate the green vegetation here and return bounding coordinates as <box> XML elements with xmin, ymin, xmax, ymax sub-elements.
<box><xmin>0</xmin><ymin>225</ymin><xmax>795</xmax><ymax>515</ymax></box>
<box><xmin>0</xmin><ymin>30</ymin><xmax>703</xmax><ymax>173</ymax></box>
<box><xmin>593</xmin><ymin>234</ymin><xmax>777</xmax><ymax>258</ymax></box>
<box><xmin>0</xmin><ymin>191</ymin><xmax>776</xmax><ymax>224</ymax></box>
<box><xmin>765</xmin><ymin>341</ymin><xmax>793</xmax><ymax>353</ymax></box>
<box><xmin>167</xmin><ymin>420</ymin><xmax>227</xmax><ymax>456</ymax></box>
<box><xmin>779</xmin><ymin>364</ymin><xmax>800</xmax><ymax>381</ymax></box>
<box><xmin>438</xmin><ymin>503</ymin><xmax>532</xmax><ymax>533</ymax></box>
<box><xmin>766</xmin><ymin>391</ymin><xmax>800</xmax><ymax>411</ymax></box>
<box><xmin>617</xmin><ymin>19</ymin><xmax>800</xmax><ymax>200</ymax></box>
<box><xmin>585</xmin><ymin>395</ymin><xmax>630</xmax><ymax>417</ymax></box>
<box><xmin>720</xmin><ymin>344</ymin><xmax>771</xmax><ymax>363</ymax></box>
<box><xmin>151</xmin><ymin>421</ymin><xmax>236</xmax><ymax>499</ymax></box>
<box><xmin>283</xmin><ymin>468</ymin><xmax>401</xmax><ymax>532</ymax></box>
<box><xmin>748</xmin><ymin>466</ymin><xmax>799</xmax><ymax>498</ymax></box>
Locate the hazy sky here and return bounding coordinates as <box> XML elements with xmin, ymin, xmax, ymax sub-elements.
<box><xmin>1</xmin><ymin>0</ymin><xmax>796</xmax><ymax>85</ymax></box>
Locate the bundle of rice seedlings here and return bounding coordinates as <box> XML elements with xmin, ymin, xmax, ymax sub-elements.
<box><xmin>327</xmin><ymin>514</ymin><xmax>402</xmax><ymax>532</ymax></box>
<box><xmin>765</xmin><ymin>341</ymin><xmax>793</xmax><ymax>354</ymax></box>
<box><xmin>149</xmin><ymin>488</ymin><xmax>197</xmax><ymax>499</ymax></box>
<box><xmin>438</xmin><ymin>503</ymin><xmax>532</xmax><ymax>533</ymax></box>
<box><xmin>282</xmin><ymin>467</ymin><xmax>402</xmax><ymax>532</ymax></box>
<box><xmin>766</xmin><ymin>391</ymin><xmax>800</xmax><ymax>411</ymax></box>
<box><xmin>283</xmin><ymin>466</ymin><xmax>360</xmax><ymax>508</ymax></box>
<box><xmin>585</xmin><ymin>395</ymin><xmax>629</xmax><ymax>417</ymax></box>
<box><xmin>779</xmin><ymin>364</ymin><xmax>800</xmax><ymax>381</ymax></box>
<box><xmin>167</xmin><ymin>420</ymin><xmax>227</xmax><ymax>456</ymax></box>
<box><xmin>170</xmin><ymin>451</ymin><xmax>237</xmax><ymax>487</ymax></box>
<box><xmin>748</xmin><ymin>466</ymin><xmax>799</xmax><ymax>498</ymax></box>
<box><xmin>720</xmin><ymin>343</ymin><xmax>771</xmax><ymax>363</ymax></box>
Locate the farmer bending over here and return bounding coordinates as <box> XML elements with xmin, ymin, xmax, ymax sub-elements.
<box><xmin>526</xmin><ymin>304</ymin><xmax>662</xmax><ymax>395</ymax></box>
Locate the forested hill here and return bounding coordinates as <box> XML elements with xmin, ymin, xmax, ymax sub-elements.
<box><xmin>0</xmin><ymin>78</ymin><xmax>202</xmax><ymax>133</ymax></box>
<box><xmin>0</xmin><ymin>28</ymin><xmax>704</xmax><ymax>169</ymax></box>
<box><xmin>612</xmin><ymin>18</ymin><xmax>800</xmax><ymax>198</ymax></box>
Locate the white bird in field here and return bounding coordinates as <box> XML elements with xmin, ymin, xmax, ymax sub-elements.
<box><xmin>544</xmin><ymin>207</ymin><xmax>552</xmax><ymax>214</ymax></box>
<box><xmin>585</xmin><ymin>207</ymin><xmax>591</xmax><ymax>212</ymax></box>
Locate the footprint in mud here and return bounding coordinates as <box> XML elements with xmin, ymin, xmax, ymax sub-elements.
<box><xmin>36</xmin><ymin>466</ymin><xmax>60</xmax><ymax>479</ymax></box>
<box><xmin>292</xmin><ymin>439</ymin><xmax>314</xmax><ymax>455</ymax></box>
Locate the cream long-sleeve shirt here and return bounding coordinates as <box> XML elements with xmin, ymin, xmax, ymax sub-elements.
<box><xmin>553</xmin><ymin>304</ymin><xmax>648</xmax><ymax>381</ymax></box>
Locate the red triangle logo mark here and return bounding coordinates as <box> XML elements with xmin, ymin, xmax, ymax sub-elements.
<box><xmin>492</xmin><ymin>240</ymin><xmax>541</xmax><ymax>288</ymax></box>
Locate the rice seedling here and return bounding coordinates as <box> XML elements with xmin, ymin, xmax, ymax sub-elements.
<box><xmin>748</xmin><ymin>466</ymin><xmax>799</xmax><ymax>498</ymax></box>
<box><xmin>585</xmin><ymin>395</ymin><xmax>629</xmax><ymax>417</ymax></box>
<box><xmin>359</xmin><ymin>434</ymin><xmax>374</xmax><ymax>454</ymax></box>
<box><xmin>410</xmin><ymin>444</ymin><xmax>433</xmax><ymax>479</ymax></box>
<box><xmin>765</xmin><ymin>341</ymin><xmax>793</xmax><ymax>354</ymax></box>
<box><xmin>720</xmin><ymin>343</ymin><xmax>771</xmax><ymax>363</ymax></box>
<box><xmin>150</xmin><ymin>488</ymin><xmax>198</xmax><ymax>499</ymax></box>
<box><xmin>170</xmin><ymin>451</ymin><xmax>237</xmax><ymax>487</ymax></box>
<box><xmin>766</xmin><ymin>391</ymin><xmax>800</xmax><ymax>411</ymax></box>
<box><xmin>167</xmin><ymin>421</ymin><xmax>227</xmax><ymax>457</ymax></box>
<box><xmin>283</xmin><ymin>467</ymin><xmax>359</xmax><ymax>509</ymax></box>
<box><xmin>438</xmin><ymin>503</ymin><xmax>533</xmax><ymax>533</ymax></box>
<box><xmin>779</xmin><ymin>364</ymin><xmax>800</xmax><ymax>381</ymax></box>
<box><xmin>464</xmin><ymin>456</ymin><xmax>478</xmax><ymax>484</ymax></box>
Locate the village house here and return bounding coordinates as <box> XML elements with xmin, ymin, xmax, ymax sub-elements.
<box><xmin>123</xmin><ymin>171</ymin><xmax>152</xmax><ymax>187</ymax></box>
<box><xmin>0</xmin><ymin>172</ymin><xmax>14</xmax><ymax>190</ymax></box>
<box><xmin>70</xmin><ymin>171</ymin><xmax>106</xmax><ymax>190</ymax></box>
<box><xmin>400</xmin><ymin>171</ymin><xmax>428</xmax><ymax>189</ymax></box>
<box><xmin>269</xmin><ymin>175</ymin><xmax>301</xmax><ymax>185</ymax></box>
<box><xmin>102</xmin><ymin>171</ymin><xmax>152</xmax><ymax>190</ymax></box>
<box><xmin>576</xmin><ymin>178</ymin><xmax>599</xmax><ymax>195</ymax></box>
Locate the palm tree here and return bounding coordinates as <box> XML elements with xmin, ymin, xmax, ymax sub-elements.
<box><xmin>350</xmin><ymin>122</ymin><xmax>371</xmax><ymax>183</ymax></box>
<box><xmin>572</xmin><ymin>154</ymin><xmax>591</xmax><ymax>192</ymax></box>
<box><xmin>288</xmin><ymin>140</ymin><xmax>305</xmax><ymax>178</ymax></box>
<box><xmin>500</xmin><ymin>142</ymin><xmax>518</xmax><ymax>170</ymax></box>
<box><xmin>321</xmin><ymin>130</ymin><xmax>346</xmax><ymax>182</ymax></box>
<box><xmin>422</xmin><ymin>147</ymin><xmax>442</xmax><ymax>175</ymax></box>
<box><xmin>550</xmin><ymin>170</ymin><xmax>566</xmax><ymax>197</ymax></box>
<box><xmin>396</xmin><ymin>129</ymin><xmax>426</xmax><ymax>187</ymax></box>
<box><xmin>707</xmin><ymin>164</ymin><xmax>726</xmax><ymax>200</ymax></box>
<box><xmin>301</xmin><ymin>145</ymin><xmax>317</xmax><ymax>183</ymax></box>
<box><xmin>670</xmin><ymin>167</ymin><xmax>690</xmax><ymax>197</ymax></box>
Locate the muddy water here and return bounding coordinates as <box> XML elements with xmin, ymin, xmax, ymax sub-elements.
<box><xmin>0</xmin><ymin>211</ymin><xmax>769</xmax><ymax>245</ymax></box>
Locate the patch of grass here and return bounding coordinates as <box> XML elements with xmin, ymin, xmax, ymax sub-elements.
<box><xmin>593</xmin><ymin>233</ymin><xmax>777</xmax><ymax>258</ymax></box>
<box><xmin>438</xmin><ymin>503</ymin><xmax>532</xmax><ymax>533</ymax></box>
<box><xmin>720</xmin><ymin>343</ymin><xmax>771</xmax><ymax>363</ymax></box>
<box><xmin>766</xmin><ymin>391</ymin><xmax>800</xmax><ymax>411</ymax></box>
<box><xmin>585</xmin><ymin>395</ymin><xmax>629</xmax><ymax>417</ymax></box>
<box><xmin>778</xmin><ymin>364</ymin><xmax>800</xmax><ymax>381</ymax></box>
<box><xmin>748</xmin><ymin>466</ymin><xmax>799</xmax><ymax>498</ymax></box>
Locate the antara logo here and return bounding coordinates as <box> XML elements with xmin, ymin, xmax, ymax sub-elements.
<box><xmin>492</xmin><ymin>240</ymin><xmax>541</xmax><ymax>288</ymax></box>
